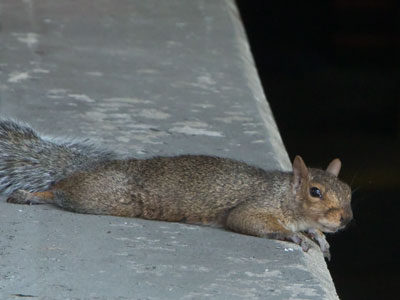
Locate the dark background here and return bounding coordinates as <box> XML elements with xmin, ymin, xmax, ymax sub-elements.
<box><xmin>236</xmin><ymin>1</ymin><xmax>399</xmax><ymax>300</ymax></box>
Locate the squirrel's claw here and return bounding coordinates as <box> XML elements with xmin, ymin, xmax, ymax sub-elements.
<box><xmin>306</xmin><ymin>228</ymin><xmax>331</xmax><ymax>260</ymax></box>
<box><xmin>323</xmin><ymin>248</ymin><xmax>331</xmax><ymax>261</ymax></box>
<box><xmin>288</xmin><ymin>234</ymin><xmax>312</xmax><ymax>252</ymax></box>
<box><xmin>286</xmin><ymin>231</ymin><xmax>331</xmax><ymax>259</ymax></box>
<box><xmin>266</xmin><ymin>232</ymin><xmax>311</xmax><ymax>252</ymax></box>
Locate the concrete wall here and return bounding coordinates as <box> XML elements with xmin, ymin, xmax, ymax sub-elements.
<box><xmin>0</xmin><ymin>1</ymin><xmax>339</xmax><ymax>299</ymax></box>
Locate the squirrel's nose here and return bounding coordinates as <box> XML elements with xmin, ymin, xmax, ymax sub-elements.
<box><xmin>340</xmin><ymin>210</ymin><xmax>353</xmax><ymax>227</ymax></box>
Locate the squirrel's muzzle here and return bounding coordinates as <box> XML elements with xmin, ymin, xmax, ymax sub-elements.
<box><xmin>340</xmin><ymin>208</ymin><xmax>353</xmax><ymax>227</ymax></box>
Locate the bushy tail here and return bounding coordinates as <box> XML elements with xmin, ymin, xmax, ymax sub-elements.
<box><xmin>0</xmin><ymin>119</ymin><xmax>116</xmax><ymax>195</ymax></box>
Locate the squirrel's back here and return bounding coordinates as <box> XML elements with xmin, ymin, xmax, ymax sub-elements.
<box><xmin>0</xmin><ymin>119</ymin><xmax>115</xmax><ymax>195</ymax></box>
<box><xmin>43</xmin><ymin>154</ymin><xmax>287</xmax><ymax>225</ymax></box>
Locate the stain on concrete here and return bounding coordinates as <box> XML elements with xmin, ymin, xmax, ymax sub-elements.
<box><xmin>12</xmin><ymin>32</ymin><xmax>39</xmax><ymax>48</ymax></box>
<box><xmin>7</xmin><ymin>72</ymin><xmax>30</xmax><ymax>83</ymax></box>
<box><xmin>68</xmin><ymin>94</ymin><xmax>96</xmax><ymax>103</ymax></box>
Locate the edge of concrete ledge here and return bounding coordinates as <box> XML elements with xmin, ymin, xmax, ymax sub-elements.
<box><xmin>226</xmin><ymin>0</ymin><xmax>292</xmax><ymax>172</ymax></box>
<box><xmin>226</xmin><ymin>1</ymin><xmax>340</xmax><ymax>299</ymax></box>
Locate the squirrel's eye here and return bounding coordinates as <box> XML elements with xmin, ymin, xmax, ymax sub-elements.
<box><xmin>310</xmin><ymin>187</ymin><xmax>322</xmax><ymax>198</ymax></box>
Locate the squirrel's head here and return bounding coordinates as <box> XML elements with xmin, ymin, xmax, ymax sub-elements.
<box><xmin>292</xmin><ymin>155</ymin><xmax>353</xmax><ymax>233</ymax></box>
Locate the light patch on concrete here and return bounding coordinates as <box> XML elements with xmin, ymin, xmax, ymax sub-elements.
<box><xmin>136</xmin><ymin>69</ymin><xmax>160</xmax><ymax>75</ymax></box>
<box><xmin>12</xmin><ymin>32</ymin><xmax>38</xmax><ymax>48</ymax></box>
<box><xmin>244</xmin><ymin>269</ymin><xmax>281</xmax><ymax>278</ymax></box>
<box><xmin>225</xmin><ymin>256</ymin><xmax>271</xmax><ymax>264</ymax></box>
<box><xmin>95</xmin><ymin>121</ymin><xmax>169</xmax><ymax>145</ymax></box>
<box><xmin>172</xmin><ymin>73</ymin><xmax>219</xmax><ymax>93</ymax></box>
<box><xmin>47</xmin><ymin>89</ymin><xmax>68</xmax><ymax>99</ymax></box>
<box><xmin>96</xmin><ymin>105</ymin><xmax>120</xmax><ymax>113</ymax></box>
<box><xmin>188</xmin><ymin>282</ymin><xmax>261</xmax><ymax>298</ymax></box>
<box><xmin>7</xmin><ymin>71</ymin><xmax>30</xmax><ymax>83</ymax></box>
<box><xmin>244</xmin><ymin>131</ymin><xmax>259</xmax><ymax>135</ymax></box>
<box><xmin>134</xmin><ymin>109</ymin><xmax>170</xmax><ymax>120</ymax></box>
<box><xmin>176</xmin><ymin>22</ymin><xmax>186</xmax><ymax>28</ymax></box>
<box><xmin>104</xmin><ymin>97</ymin><xmax>152</xmax><ymax>104</ymax></box>
<box><xmin>191</xmin><ymin>73</ymin><xmax>220</xmax><ymax>92</ymax></box>
<box><xmin>214</xmin><ymin>115</ymin><xmax>252</xmax><ymax>124</ymax></box>
<box><xmin>48</xmin><ymin>88</ymin><xmax>68</xmax><ymax>94</ymax></box>
<box><xmin>68</xmin><ymin>94</ymin><xmax>96</xmax><ymax>103</ymax></box>
<box><xmin>174</xmin><ymin>121</ymin><xmax>209</xmax><ymax>128</ymax></box>
<box><xmin>170</xmin><ymin>126</ymin><xmax>223</xmax><ymax>137</ymax></box>
<box><xmin>197</xmin><ymin>74</ymin><xmax>216</xmax><ymax>86</ymax></box>
<box><xmin>176</xmin><ymin>223</ymin><xmax>199</xmax><ymax>230</ymax></box>
<box><xmin>86</xmin><ymin>71</ymin><xmax>103</xmax><ymax>77</ymax></box>
<box><xmin>224</xmin><ymin>111</ymin><xmax>248</xmax><ymax>116</ymax></box>
<box><xmin>192</xmin><ymin>103</ymin><xmax>215</xmax><ymax>109</ymax></box>
<box><xmin>108</xmin><ymin>112</ymin><xmax>131</xmax><ymax>119</ymax></box>
<box><xmin>169</xmin><ymin>120</ymin><xmax>224</xmax><ymax>137</ymax></box>
<box><xmin>130</xmin><ymin>132</ymin><xmax>169</xmax><ymax>144</ymax></box>
<box><xmin>109</xmin><ymin>221</ymin><xmax>143</xmax><ymax>228</ymax></box>
<box><xmin>115</xmin><ymin>136</ymin><xmax>131</xmax><ymax>143</ymax></box>
<box><xmin>166</xmin><ymin>40</ymin><xmax>181</xmax><ymax>48</ymax></box>
<box><xmin>251</xmin><ymin>140</ymin><xmax>265</xmax><ymax>144</ymax></box>
<box><xmin>126</xmin><ymin>262</ymin><xmax>178</xmax><ymax>276</ymax></box>
<box><xmin>243</xmin><ymin>122</ymin><xmax>259</xmax><ymax>128</ymax></box>
<box><xmin>180</xmin><ymin>265</ymin><xmax>210</xmax><ymax>272</ymax></box>
<box><xmin>32</xmin><ymin>68</ymin><xmax>50</xmax><ymax>74</ymax></box>
<box><xmin>127</xmin><ymin>123</ymin><xmax>159</xmax><ymax>130</ymax></box>
<box><xmin>282</xmin><ymin>283</ymin><xmax>320</xmax><ymax>297</ymax></box>
<box><xmin>85</xmin><ymin>111</ymin><xmax>107</xmax><ymax>120</ymax></box>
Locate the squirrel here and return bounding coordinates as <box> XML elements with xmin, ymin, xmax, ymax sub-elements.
<box><xmin>0</xmin><ymin>119</ymin><xmax>352</xmax><ymax>259</ymax></box>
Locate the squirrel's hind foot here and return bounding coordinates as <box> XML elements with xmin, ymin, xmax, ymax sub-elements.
<box><xmin>6</xmin><ymin>190</ymin><xmax>54</xmax><ymax>205</ymax></box>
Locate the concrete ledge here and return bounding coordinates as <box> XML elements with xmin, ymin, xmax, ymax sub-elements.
<box><xmin>0</xmin><ymin>0</ymin><xmax>338</xmax><ymax>299</ymax></box>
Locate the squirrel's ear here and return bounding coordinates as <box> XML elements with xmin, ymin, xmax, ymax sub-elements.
<box><xmin>292</xmin><ymin>155</ymin><xmax>308</xmax><ymax>190</ymax></box>
<box><xmin>326</xmin><ymin>158</ymin><xmax>341</xmax><ymax>177</ymax></box>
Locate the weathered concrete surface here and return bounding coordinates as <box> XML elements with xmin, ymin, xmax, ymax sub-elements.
<box><xmin>0</xmin><ymin>0</ymin><xmax>339</xmax><ymax>299</ymax></box>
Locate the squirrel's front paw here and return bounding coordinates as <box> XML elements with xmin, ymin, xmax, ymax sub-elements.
<box><xmin>318</xmin><ymin>239</ymin><xmax>331</xmax><ymax>261</ymax></box>
<box><xmin>307</xmin><ymin>229</ymin><xmax>331</xmax><ymax>260</ymax></box>
<box><xmin>289</xmin><ymin>234</ymin><xmax>312</xmax><ymax>252</ymax></box>
<box><xmin>267</xmin><ymin>232</ymin><xmax>312</xmax><ymax>252</ymax></box>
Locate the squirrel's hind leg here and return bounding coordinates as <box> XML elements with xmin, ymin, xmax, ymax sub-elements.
<box><xmin>6</xmin><ymin>190</ymin><xmax>55</xmax><ymax>205</ymax></box>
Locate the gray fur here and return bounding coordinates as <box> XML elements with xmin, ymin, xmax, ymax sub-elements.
<box><xmin>0</xmin><ymin>119</ymin><xmax>115</xmax><ymax>195</ymax></box>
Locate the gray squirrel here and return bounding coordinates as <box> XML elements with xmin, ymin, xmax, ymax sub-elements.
<box><xmin>0</xmin><ymin>119</ymin><xmax>353</xmax><ymax>259</ymax></box>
